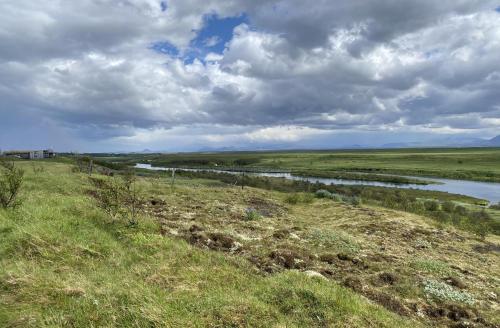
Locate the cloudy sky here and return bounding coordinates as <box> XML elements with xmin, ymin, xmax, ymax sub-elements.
<box><xmin>1</xmin><ymin>1</ymin><xmax>500</xmax><ymax>152</ymax></box>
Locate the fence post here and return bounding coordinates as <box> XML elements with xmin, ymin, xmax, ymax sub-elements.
<box><xmin>171</xmin><ymin>168</ymin><xmax>176</xmax><ymax>188</ymax></box>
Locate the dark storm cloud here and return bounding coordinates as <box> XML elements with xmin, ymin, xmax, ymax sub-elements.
<box><xmin>0</xmin><ymin>0</ymin><xmax>499</xmax><ymax>150</ymax></box>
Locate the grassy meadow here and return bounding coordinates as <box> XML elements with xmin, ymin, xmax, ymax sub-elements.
<box><xmin>102</xmin><ymin>147</ymin><xmax>500</xmax><ymax>183</ymax></box>
<box><xmin>1</xmin><ymin>159</ymin><xmax>499</xmax><ymax>327</ymax></box>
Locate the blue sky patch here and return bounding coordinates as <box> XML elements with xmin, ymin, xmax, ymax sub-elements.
<box><xmin>151</xmin><ymin>13</ymin><xmax>248</xmax><ymax>64</ymax></box>
<box><xmin>150</xmin><ymin>41</ymin><xmax>178</xmax><ymax>57</ymax></box>
<box><xmin>191</xmin><ymin>13</ymin><xmax>248</xmax><ymax>54</ymax></box>
<box><xmin>160</xmin><ymin>1</ymin><xmax>167</xmax><ymax>12</ymax></box>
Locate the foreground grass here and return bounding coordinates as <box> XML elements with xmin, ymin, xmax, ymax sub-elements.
<box><xmin>0</xmin><ymin>162</ymin><xmax>412</xmax><ymax>327</ymax></box>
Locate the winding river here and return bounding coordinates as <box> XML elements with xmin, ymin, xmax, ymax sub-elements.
<box><xmin>135</xmin><ymin>163</ymin><xmax>500</xmax><ymax>204</ymax></box>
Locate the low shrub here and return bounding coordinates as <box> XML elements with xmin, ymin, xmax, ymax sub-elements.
<box><xmin>411</xmin><ymin>259</ymin><xmax>450</xmax><ymax>275</ymax></box>
<box><xmin>245</xmin><ymin>208</ymin><xmax>262</xmax><ymax>221</ymax></box>
<box><xmin>315</xmin><ymin>189</ymin><xmax>343</xmax><ymax>202</ymax></box>
<box><xmin>89</xmin><ymin>170</ymin><xmax>143</xmax><ymax>225</ymax></box>
<box><xmin>454</xmin><ymin>205</ymin><xmax>468</xmax><ymax>216</ymax></box>
<box><xmin>315</xmin><ymin>189</ymin><xmax>332</xmax><ymax>199</ymax></box>
<box><xmin>441</xmin><ymin>201</ymin><xmax>455</xmax><ymax>213</ymax></box>
<box><xmin>0</xmin><ymin>160</ymin><xmax>24</xmax><ymax>208</ymax></box>
<box><xmin>309</xmin><ymin>230</ymin><xmax>360</xmax><ymax>254</ymax></box>
<box><xmin>341</xmin><ymin>195</ymin><xmax>361</xmax><ymax>206</ymax></box>
<box><xmin>285</xmin><ymin>193</ymin><xmax>314</xmax><ymax>205</ymax></box>
<box><xmin>423</xmin><ymin>279</ymin><xmax>475</xmax><ymax>305</ymax></box>
<box><xmin>424</xmin><ymin>200</ymin><xmax>439</xmax><ymax>211</ymax></box>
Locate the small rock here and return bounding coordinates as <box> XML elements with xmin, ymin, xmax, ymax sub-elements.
<box><xmin>230</xmin><ymin>241</ymin><xmax>243</xmax><ymax>253</ymax></box>
<box><xmin>304</xmin><ymin>270</ymin><xmax>327</xmax><ymax>280</ymax></box>
<box><xmin>487</xmin><ymin>291</ymin><xmax>497</xmax><ymax>301</ymax></box>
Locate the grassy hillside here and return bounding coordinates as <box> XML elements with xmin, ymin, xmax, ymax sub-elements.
<box><xmin>1</xmin><ymin>161</ymin><xmax>499</xmax><ymax>327</ymax></box>
<box><xmin>0</xmin><ymin>162</ymin><xmax>416</xmax><ymax>327</ymax></box>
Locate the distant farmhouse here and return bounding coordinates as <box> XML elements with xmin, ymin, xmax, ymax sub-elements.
<box><xmin>0</xmin><ymin>149</ymin><xmax>56</xmax><ymax>160</ymax></box>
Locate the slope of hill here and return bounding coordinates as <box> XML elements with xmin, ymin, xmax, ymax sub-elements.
<box><xmin>1</xmin><ymin>161</ymin><xmax>499</xmax><ymax>327</ymax></box>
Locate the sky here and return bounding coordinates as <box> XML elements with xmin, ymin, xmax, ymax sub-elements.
<box><xmin>1</xmin><ymin>0</ymin><xmax>500</xmax><ymax>152</ymax></box>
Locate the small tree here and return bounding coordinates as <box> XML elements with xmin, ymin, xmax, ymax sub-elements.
<box><xmin>89</xmin><ymin>177</ymin><xmax>122</xmax><ymax>219</ymax></box>
<box><xmin>89</xmin><ymin>169</ymin><xmax>143</xmax><ymax>226</ymax></box>
<box><xmin>121</xmin><ymin>169</ymin><xmax>142</xmax><ymax>226</ymax></box>
<box><xmin>0</xmin><ymin>160</ymin><xmax>25</xmax><ymax>208</ymax></box>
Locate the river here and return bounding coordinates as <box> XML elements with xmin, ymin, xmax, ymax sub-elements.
<box><xmin>135</xmin><ymin>163</ymin><xmax>500</xmax><ymax>204</ymax></box>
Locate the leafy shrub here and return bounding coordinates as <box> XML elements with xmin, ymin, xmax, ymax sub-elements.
<box><xmin>441</xmin><ymin>201</ymin><xmax>455</xmax><ymax>213</ymax></box>
<box><xmin>423</xmin><ymin>279</ymin><xmax>475</xmax><ymax>305</ymax></box>
<box><xmin>120</xmin><ymin>170</ymin><xmax>142</xmax><ymax>226</ymax></box>
<box><xmin>285</xmin><ymin>193</ymin><xmax>314</xmax><ymax>205</ymax></box>
<box><xmin>314</xmin><ymin>189</ymin><xmax>343</xmax><ymax>201</ymax></box>
<box><xmin>342</xmin><ymin>195</ymin><xmax>361</xmax><ymax>206</ymax></box>
<box><xmin>315</xmin><ymin>189</ymin><xmax>332</xmax><ymax>199</ymax></box>
<box><xmin>411</xmin><ymin>259</ymin><xmax>450</xmax><ymax>275</ymax></box>
<box><xmin>0</xmin><ymin>160</ymin><xmax>24</xmax><ymax>208</ymax></box>
<box><xmin>245</xmin><ymin>208</ymin><xmax>262</xmax><ymax>221</ymax></box>
<box><xmin>309</xmin><ymin>230</ymin><xmax>360</xmax><ymax>254</ymax></box>
<box><xmin>490</xmin><ymin>202</ymin><xmax>500</xmax><ymax>210</ymax></box>
<box><xmin>434</xmin><ymin>211</ymin><xmax>451</xmax><ymax>223</ymax></box>
<box><xmin>89</xmin><ymin>170</ymin><xmax>143</xmax><ymax>225</ymax></box>
<box><xmin>454</xmin><ymin>205</ymin><xmax>468</xmax><ymax>216</ymax></box>
<box><xmin>89</xmin><ymin>177</ymin><xmax>122</xmax><ymax>219</ymax></box>
<box><xmin>424</xmin><ymin>200</ymin><xmax>439</xmax><ymax>211</ymax></box>
<box><xmin>461</xmin><ymin>214</ymin><xmax>491</xmax><ymax>240</ymax></box>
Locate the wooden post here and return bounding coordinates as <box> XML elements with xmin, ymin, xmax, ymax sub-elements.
<box><xmin>88</xmin><ymin>159</ymin><xmax>93</xmax><ymax>176</ymax></box>
<box><xmin>171</xmin><ymin>168</ymin><xmax>176</xmax><ymax>188</ymax></box>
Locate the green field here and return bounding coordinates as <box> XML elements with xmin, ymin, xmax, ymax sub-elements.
<box><xmin>96</xmin><ymin>147</ymin><xmax>500</xmax><ymax>183</ymax></box>
<box><xmin>1</xmin><ymin>158</ymin><xmax>499</xmax><ymax>327</ymax></box>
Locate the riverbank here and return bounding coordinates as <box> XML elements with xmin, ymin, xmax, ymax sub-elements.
<box><xmin>135</xmin><ymin>163</ymin><xmax>499</xmax><ymax>205</ymax></box>
<box><xmin>103</xmin><ymin>147</ymin><xmax>500</xmax><ymax>183</ymax></box>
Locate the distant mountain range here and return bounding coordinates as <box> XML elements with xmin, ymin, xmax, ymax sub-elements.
<box><xmin>382</xmin><ymin>135</ymin><xmax>500</xmax><ymax>149</ymax></box>
<box><xmin>121</xmin><ymin>135</ymin><xmax>500</xmax><ymax>154</ymax></box>
<box><xmin>487</xmin><ymin>135</ymin><xmax>500</xmax><ymax>146</ymax></box>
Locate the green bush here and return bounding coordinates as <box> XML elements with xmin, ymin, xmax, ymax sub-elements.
<box><xmin>342</xmin><ymin>195</ymin><xmax>361</xmax><ymax>206</ymax></box>
<box><xmin>454</xmin><ymin>205</ymin><xmax>468</xmax><ymax>216</ymax></box>
<box><xmin>285</xmin><ymin>193</ymin><xmax>314</xmax><ymax>205</ymax></box>
<box><xmin>441</xmin><ymin>201</ymin><xmax>455</xmax><ymax>213</ymax></box>
<box><xmin>245</xmin><ymin>208</ymin><xmax>262</xmax><ymax>221</ymax></box>
<box><xmin>0</xmin><ymin>160</ymin><xmax>24</xmax><ymax>209</ymax></box>
<box><xmin>89</xmin><ymin>171</ymin><xmax>143</xmax><ymax>226</ymax></box>
<box><xmin>411</xmin><ymin>259</ymin><xmax>450</xmax><ymax>275</ymax></box>
<box><xmin>309</xmin><ymin>230</ymin><xmax>360</xmax><ymax>254</ymax></box>
<box><xmin>315</xmin><ymin>189</ymin><xmax>332</xmax><ymax>199</ymax></box>
<box><xmin>424</xmin><ymin>200</ymin><xmax>439</xmax><ymax>211</ymax></box>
